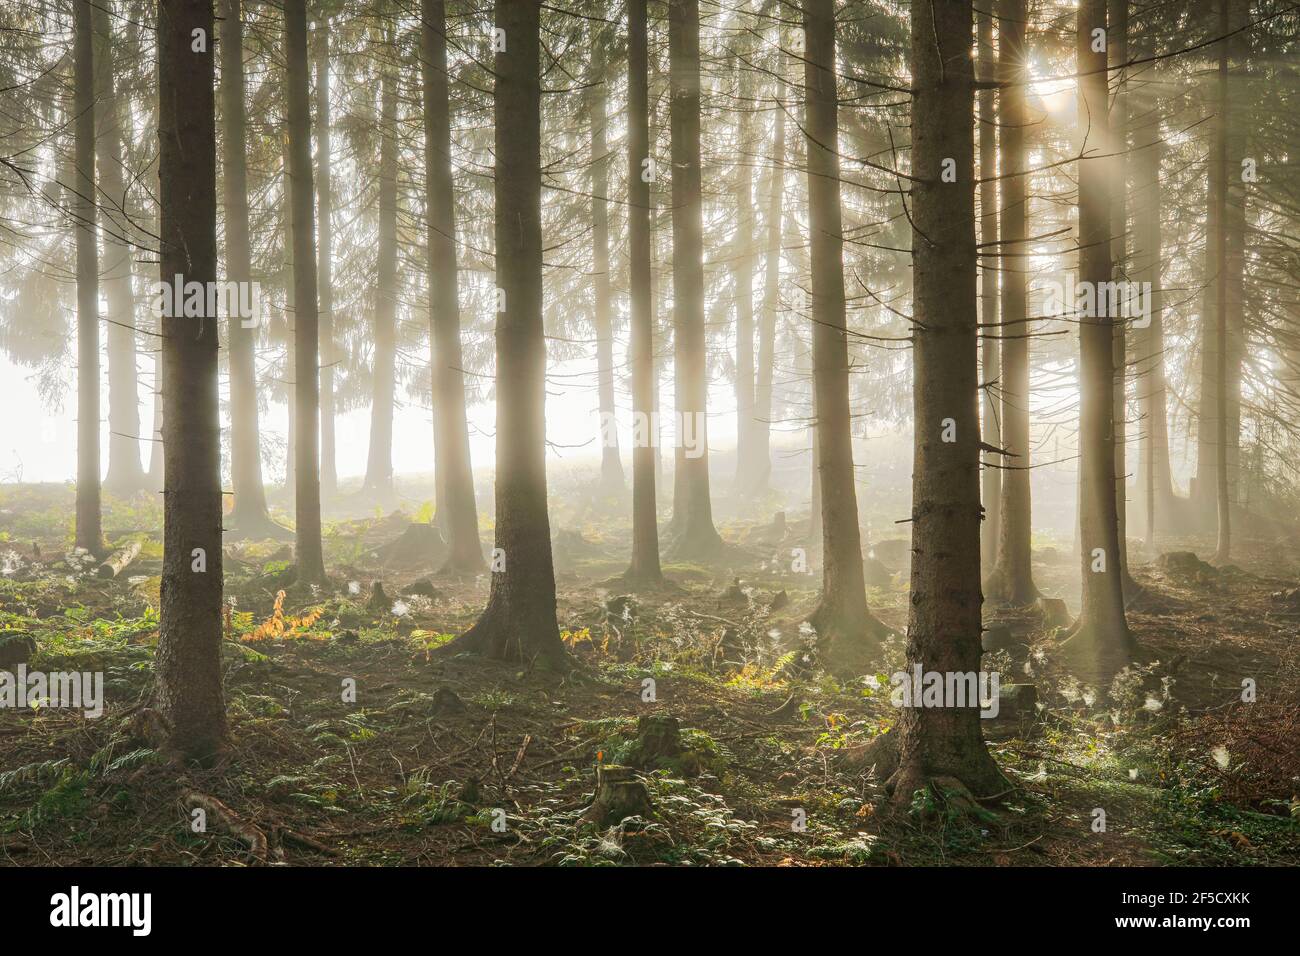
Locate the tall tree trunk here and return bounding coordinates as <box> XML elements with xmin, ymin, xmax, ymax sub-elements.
<box><xmin>1213</xmin><ymin>0</ymin><xmax>1235</xmax><ymax>563</ymax></box>
<box><xmin>1130</xmin><ymin>32</ymin><xmax>1175</xmax><ymax>549</ymax></box>
<box><xmin>624</xmin><ymin>0</ymin><xmax>663</xmax><ymax>587</ymax></box>
<box><xmin>444</xmin><ymin>0</ymin><xmax>564</xmax><ymax>666</ymax></box>
<box><xmin>889</xmin><ymin>0</ymin><xmax>1005</xmax><ymax>802</ymax></box>
<box><xmin>803</xmin><ymin>0</ymin><xmax>882</xmax><ymax>672</ymax></box>
<box><xmin>1109</xmin><ymin>0</ymin><xmax>1134</xmax><ymax>588</ymax></box>
<box><xmin>73</xmin><ymin>0</ymin><xmax>102</xmax><ymax>555</ymax></box>
<box><xmin>977</xmin><ymin>4</ymin><xmax>1000</xmax><ymax>575</ymax></box>
<box><xmin>146</xmin><ymin>88</ymin><xmax>165</xmax><ymax>495</ymax></box>
<box><xmin>94</xmin><ymin>1</ymin><xmax>146</xmax><ymax>497</ymax></box>
<box><xmin>731</xmin><ymin>37</ymin><xmax>757</xmax><ymax>496</ymax></box>
<box><xmin>221</xmin><ymin>0</ymin><xmax>275</xmax><ymax>536</ymax></box>
<box><xmin>665</xmin><ymin>0</ymin><xmax>721</xmax><ymax>559</ymax></box>
<box><xmin>983</xmin><ymin>0</ymin><xmax>1039</xmax><ymax>606</ymax></box>
<box><xmin>316</xmin><ymin>16</ymin><xmax>337</xmax><ymax>501</ymax></box>
<box><xmin>155</xmin><ymin>0</ymin><xmax>228</xmax><ymax>763</ymax></box>
<box><xmin>807</xmin><ymin>424</ymin><xmax>820</xmax><ymax>546</ymax></box>
<box><xmin>753</xmin><ymin>97</ymin><xmax>784</xmax><ymax>496</ymax></box>
<box><xmin>282</xmin><ymin>137</ymin><xmax>296</xmax><ymax>497</ymax></box>
<box><xmin>147</xmin><ymin>348</ymin><xmax>165</xmax><ymax>490</ymax></box>
<box><xmin>1061</xmin><ymin>0</ymin><xmax>1134</xmax><ymax>675</ymax></box>
<box><xmin>286</xmin><ymin>0</ymin><xmax>326</xmax><ymax>583</ymax></box>
<box><xmin>1194</xmin><ymin>3</ymin><xmax>1232</xmax><ymax>531</ymax></box>
<box><xmin>422</xmin><ymin>0</ymin><xmax>484</xmax><ymax>575</ymax></box>
<box><xmin>1133</xmin><ymin>201</ymin><xmax>1173</xmax><ymax>547</ymax></box>
<box><xmin>364</xmin><ymin>53</ymin><xmax>398</xmax><ymax>498</ymax></box>
<box><xmin>589</xmin><ymin>48</ymin><xmax>625</xmax><ymax>496</ymax></box>
<box><xmin>754</xmin><ymin>94</ymin><xmax>780</xmax><ymax>504</ymax></box>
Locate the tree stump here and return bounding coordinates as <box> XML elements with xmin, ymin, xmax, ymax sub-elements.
<box><xmin>584</xmin><ymin>764</ymin><xmax>652</xmax><ymax>826</ymax></box>
<box><xmin>981</xmin><ymin>625</ymin><xmax>1017</xmax><ymax>654</ymax></box>
<box><xmin>367</xmin><ymin>581</ymin><xmax>390</xmax><ymax>612</ymax></box>
<box><xmin>376</xmin><ymin>523</ymin><xmax>447</xmax><ymax>569</ymax></box>
<box><xmin>1037</xmin><ymin>596</ymin><xmax>1072</xmax><ymax>629</ymax></box>
<box><xmin>0</xmin><ymin>631</ymin><xmax>35</xmax><ymax>671</ymax></box>
<box><xmin>632</xmin><ymin>715</ymin><xmax>682</xmax><ymax>764</ymax></box>
<box><xmin>994</xmin><ymin>683</ymin><xmax>1038</xmax><ymax>719</ymax></box>
<box><xmin>1159</xmin><ymin>551</ymin><xmax>1213</xmax><ymax>577</ymax></box>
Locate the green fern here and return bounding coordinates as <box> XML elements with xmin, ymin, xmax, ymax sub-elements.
<box><xmin>0</xmin><ymin>757</ymin><xmax>70</xmax><ymax>793</ymax></box>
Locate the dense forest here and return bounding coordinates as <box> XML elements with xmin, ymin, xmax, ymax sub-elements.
<box><xmin>0</xmin><ymin>0</ymin><xmax>1297</xmax><ymax>876</ymax></box>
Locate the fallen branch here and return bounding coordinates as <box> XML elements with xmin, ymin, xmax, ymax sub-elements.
<box><xmin>278</xmin><ymin>826</ymin><xmax>341</xmax><ymax>858</ymax></box>
<box><xmin>97</xmin><ymin>540</ymin><xmax>142</xmax><ymax>579</ymax></box>
<box><xmin>507</xmin><ymin>734</ymin><xmax>533</xmax><ymax>780</ymax></box>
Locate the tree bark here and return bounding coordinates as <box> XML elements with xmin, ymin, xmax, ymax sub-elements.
<box><xmin>73</xmin><ymin>0</ymin><xmax>102</xmax><ymax>555</ymax></box>
<box><xmin>422</xmin><ymin>0</ymin><xmax>484</xmax><ymax>575</ymax></box>
<box><xmin>443</xmin><ymin>0</ymin><xmax>564</xmax><ymax>667</ymax></box>
<box><xmin>220</xmin><ymin>0</ymin><xmax>275</xmax><ymax>536</ymax></box>
<box><xmin>977</xmin><ymin>5</ymin><xmax>1000</xmax><ymax>575</ymax></box>
<box><xmin>590</xmin><ymin>47</ymin><xmax>625</xmax><ymax>496</ymax></box>
<box><xmin>285</xmin><ymin>0</ymin><xmax>326</xmax><ymax>583</ymax></box>
<box><xmin>731</xmin><ymin>36</ymin><xmax>757</xmax><ymax>496</ymax></box>
<box><xmin>155</xmin><ymin>0</ymin><xmax>228</xmax><ymax>763</ymax></box>
<box><xmin>802</xmin><ymin>0</ymin><xmax>883</xmax><ymax>672</ymax></box>
<box><xmin>1129</xmin><ymin>11</ymin><xmax>1175</xmax><ymax>549</ymax></box>
<box><xmin>1194</xmin><ymin>0</ymin><xmax>1242</xmax><ymax>534</ymax></box>
<box><xmin>282</xmin><ymin>136</ymin><xmax>296</xmax><ymax>498</ymax></box>
<box><xmin>316</xmin><ymin>16</ymin><xmax>338</xmax><ymax>501</ymax></box>
<box><xmin>1213</xmin><ymin>0</ymin><xmax>1238</xmax><ymax>563</ymax></box>
<box><xmin>1061</xmin><ymin>0</ymin><xmax>1134</xmax><ymax>675</ymax></box>
<box><xmin>753</xmin><ymin>98</ymin><xmax>784</xmax><ymax>499</ymax></box>
<box><xmin>983</xmin><ymin>0</ymin><xmax>1039</xmax><ymax>606</ymax></box>
<box><xmin>624</xmin><ymin>0</ymin><xmax>663</xmax><ymax>587</ymax></box>
<box><xmin>665</xmin><ymin>0</ymin><xmax>721</xmax><ymax>559</ymax></box>
<box><xmin>888</xmin><ymin>0</ymin><xmax>1005</xmax><ymax>802</ymax></box>
<box><xmin>1108</xmin><ymin>0</ymin><xmax>1135</xmax><ymax>589</ymax></box>
<box><xmin>364</xmin><ymin>49</ymin><xmax>398</xmax><ymax>499</ymax></box>
<box><xmin>93</xmin><ymin>1</ymin><xmax>146</xmax><ymax>497</ymax></box>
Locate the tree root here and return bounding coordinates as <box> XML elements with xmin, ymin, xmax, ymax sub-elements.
<box><xmin>275</xmin><ymin>825</ymin><xmax>341</xmax><ymax>858</ymax></box>
<box><xmin>182</xmin><ymin>790</ymin><xmax>268</xmax><ymax>863</ymax></box>
<box><xmin>125</xmin><ymin>707</ymin><xmax>172</xmax><ymax>749</ymax></box>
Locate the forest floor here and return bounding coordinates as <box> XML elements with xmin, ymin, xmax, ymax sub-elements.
<box><xmin>0</xmin><ymin>481</ymin><xmax>1298</xmax><ymax>867</ymax></box>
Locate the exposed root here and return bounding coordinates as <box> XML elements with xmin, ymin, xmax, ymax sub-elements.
<box><xmin>1056</xmin><ymin>621</ymin><xmax>1136</xmax><ymax>683</ymax></box>
<box><xmin>125</xmin><ymin>707</ymin><xmax>172</xmax><ymax>750</ymax></box>
<box><xmin>810</xmin><ymin>603</ymin><xmax>891</xmax><ymax>676</ymax></box>
<box><xmin>842</xmin><ymin>730</ymin><xmax>899</xmax><ymax>781</ymax></box>
<box><xmin>275</xmin><ymin>825</ymin><xmax>341</xmax><ymax>858</ymax></box>
<box><xmin>182</xmin><ymin>790</ymin><xmax>268</xmax><ymax>863</ymax></box>
<box><xmin>224</xmin><ymin>512</ymin><xmax>294</xmax><ymax>543</ymax></box>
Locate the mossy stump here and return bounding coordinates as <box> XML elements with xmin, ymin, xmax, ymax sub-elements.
<box><xmin>584</xmin><ymin>764</ymin><xmax>653</xmax><ymax>826</ymax></box>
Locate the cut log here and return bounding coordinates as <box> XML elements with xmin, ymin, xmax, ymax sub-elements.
<box><xmin>96</xmin><ymin>540</ymin><xmax>142</xmax><ymax>579</ymax></box>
